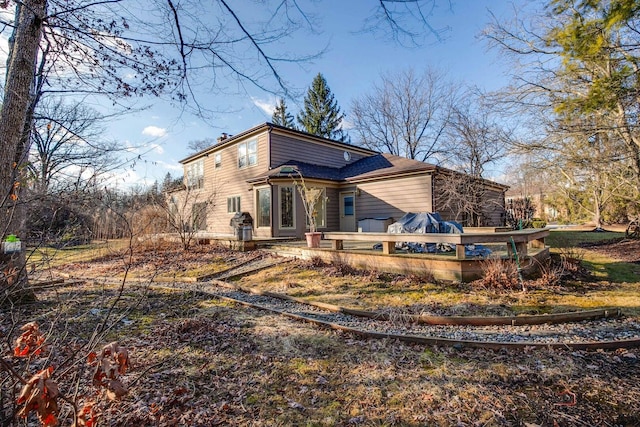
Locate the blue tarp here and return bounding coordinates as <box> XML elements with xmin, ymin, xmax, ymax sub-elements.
<box><xmin>380</xmin><ymin>212</ymin><xmax>491</xmax><ymax>258</ymax></box>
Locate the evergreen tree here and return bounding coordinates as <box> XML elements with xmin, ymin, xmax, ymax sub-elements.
<box><xmin>162</xmin><ymin>172</ymin><xmax>173</xmax><ymax>192</ymax></box>
<box><xmin>271</xmin><ymin>98</ymin><xmax>296</xmax><ymax>129</ymax></box>
<box><xmin>297</xmin><ymin>73</ymin><xmax>348</xmax><ymax>141</ymax></box>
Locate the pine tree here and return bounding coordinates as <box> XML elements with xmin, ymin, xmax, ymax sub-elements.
<box><xmin>297</xmin><ymin>73</ymin><xmax>348</xmax><ymax>141</ymax></box>
<box><xmin>271</xmin><ymin>98</ymin><xmax>296</xmax><ymax>129</ymax></box>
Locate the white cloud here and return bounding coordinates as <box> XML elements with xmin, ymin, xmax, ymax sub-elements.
<box><xmin>154</xmin><ymin>160</ymin><xmax>183</xmax><ymax>171</ymax></box>
<box><xmin>149</xmin><ymin>143</ymin><xmax>164</xmax><ymax>155</ymax></box>
<box><xmin>252</xmin><ymin>97</ymin><xmax>276</xmax><ymax>116</ymax></box>
<box><xmin>142</xmin><ymin>126</ymin><xmax>167</xmax><ymax>138</ymax></box>
<box><xmin>341</xmin><ymin>118</ymin><xmax>354</xmax><ymax>130</ymax></box>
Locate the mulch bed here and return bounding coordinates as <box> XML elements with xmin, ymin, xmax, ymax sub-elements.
<box><xmin>580</xmin><ymin>237</ymin><xmax>640</xmax><ymax>263</ymax></box>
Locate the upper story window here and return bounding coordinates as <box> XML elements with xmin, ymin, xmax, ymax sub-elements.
<box><xmin>238</xmin><ymin>140</ymin><xmax>257</xmax><ymax>168</ymax></box>
<box><xmin>186</xmin><ymin>159</ymin><xmax>204</xmax><ymax>190</ymax></box>
<box><xmin>214</xmin><ymin>153</ymin><xmax>222</xmax><ymax>168</ymax></box>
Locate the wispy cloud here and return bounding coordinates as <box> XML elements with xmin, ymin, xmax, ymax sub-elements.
<box><xmin>142</xmin><ymin>126</ymin><xmax>167</xmax><ymax>138</ymax></box>
<box><xmin>149</xmin><ymin>143</ymin><xmax>164</xmax><ymax>154</ymax></box>
<box><xmin>154</xmin><ymin>160</ymin><xmax>182</xmax><ymax>171</ymax></box>
<box><xmin>252</xmin><ymin>96</ymin><xmax>276</xmax><ymax>116</ymax></box>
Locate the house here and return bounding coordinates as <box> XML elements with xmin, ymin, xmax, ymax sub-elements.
<box><xmin>176</xmin><ymin>122</ymin><xmax>508</xmax><ymax>239</ymax></box>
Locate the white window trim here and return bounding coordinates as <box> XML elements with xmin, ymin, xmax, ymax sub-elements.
<box><xmin>255</xmin><ymin>186</ymin><xmax>271</xmax><ymax>229</ymax></box>
<box><xmin>214</xmin><ymin>153</ymin><xmax>222</xmax><ymax>169</ymax></box>
<box><xmin>279</xmin><ymin>185</ymin><xmax>296</xmax><ymax>229</ymax></box>
<box><xmin>227</xmin><ymin>195</ymin><xmax>241</xmax><ymax>214</ymax></box>
<box><xmin>186</xmin><ymin>159</ymin><xmax>204</xmax><ymax>190</ymax></box>
<box><xmin>238</xmin><ymin>139</ymin><xmax>258</xmax><ymax>169</ymax></box>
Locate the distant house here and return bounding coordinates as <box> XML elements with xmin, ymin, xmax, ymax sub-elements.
<box><xmin>176</xmin><ymin>123</ymin><xmax>508</xmax><ymax>238</ymax></box>
<box><xmin>505</xmin><ymin>186</ymin><xmax>559</xmax><ymax>222</ymax></box>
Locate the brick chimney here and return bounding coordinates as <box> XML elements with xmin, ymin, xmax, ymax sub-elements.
<box><xmin>217</xmin><ymin>132</ymin><xmax>230</xmax><ymax>143</ymax></box>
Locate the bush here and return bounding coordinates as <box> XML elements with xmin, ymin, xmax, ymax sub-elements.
<box><xmin>473</xmin><ymin>256</ymin><xmax>522</xmax><ymax>291</ymax></box>
<box><xmin>531</xmin><ymin>218</ymin><xmax>547</xmax><ymax>228</ymax></box>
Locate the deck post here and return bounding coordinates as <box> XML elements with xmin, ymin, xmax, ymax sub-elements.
<box><xmin>381</xmin><ymin>241</ymin><xmax>395</xmax><ymax>255</ymax></box>
<box><xmin>507</xmin><ymin>241</ymin><xmax>528</xmax><ymax>258</ymax></box>
<box><xmin>455</xmin><ymin>244</ymin><xmax>466</xmax><ymax>260</ymax></box>
<box><xmin>529</xmin><ymin>237</ymin><xmax>546</xmax><ymax>249</ymax></box>
<box><xmin>332</xmin><ymin>239</ymin><xmax>343</xmax><ymax>250</ymax></box>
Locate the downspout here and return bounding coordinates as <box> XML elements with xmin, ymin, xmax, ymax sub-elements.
<box><xmin>267</xmin><ymin>124</ymin><xmax>273</xmax><ymax>169</ymax></box>
<box><xmin>266</xmin><ymin>125</ymin><xmax>274</xmax><ymax>237</ymax></box>
<box><xmin>431</xmin><ymin>172</ymin><xmax>436</xmax><ymax>213</ymax></box>
<box><xmin>266</xmin><ymin>177</ymin><xmax>274</xmax><ymax>238</ymax></box>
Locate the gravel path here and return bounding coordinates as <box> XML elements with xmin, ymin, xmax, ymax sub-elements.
<box><xmin>169</xmin><ymin>281</ymin><xmax>640</xmax><ymax>347</ymax></box>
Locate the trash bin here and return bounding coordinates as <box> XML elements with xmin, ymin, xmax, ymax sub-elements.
<box><xmin>241</xmin><ymin>225</ymin><xmax>252</xmax><ymax>241</ymax></box>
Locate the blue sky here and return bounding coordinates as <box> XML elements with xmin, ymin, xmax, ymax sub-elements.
<box><xmin>2</xmin><ymin>1</ymin><xmax>521</xmax><ymax>189</ymax></box>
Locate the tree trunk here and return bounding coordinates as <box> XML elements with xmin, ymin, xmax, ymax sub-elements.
<box><xmin>0</xmin><ymin>0</ymin><xmax>47</xmax><ymax>304</ymax></box>
<box><xmin>592</xmin><ymin>189</ymin><xmax>603</xmax><ymax>231</ymax></box>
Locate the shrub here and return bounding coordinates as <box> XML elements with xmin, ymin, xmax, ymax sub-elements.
<box><xmin>531</xmin><ymin>218</ymin><xmax>547</xmax><ymax>228</ymax></box>
<box><xmin>473</xmin><ymin>256</ymin><xmax>521</xmax><ymax>291</ymax></box>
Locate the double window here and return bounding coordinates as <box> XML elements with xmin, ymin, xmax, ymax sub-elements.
<box><xmin>238</xmin><ymin>140</ymin><xmax>257</xmax><ymax>168</ymax></box>
<box><xmin>227</xmin><ymin>196</ymin><xmax>241</xmax><ymax>213</ymax></box>
<box><xmin>192</xmin><ymin>202</ymin><xmax>208</xmax><ymax>231</ymax></box>
<box><xmin>186</xmin><ymin>159</ymin><xmax>204</xmax><ymax>189</ymax></box>
<box><xmin>308</xmin><ymin>188</ymin><xmax>327</xmax><ymax>229</ymax></box>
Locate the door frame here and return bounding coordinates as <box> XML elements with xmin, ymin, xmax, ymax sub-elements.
<box><xmin>339</xmin><ymin>191</ymin><xmax>356</xmax><ymax>232</ymax></box>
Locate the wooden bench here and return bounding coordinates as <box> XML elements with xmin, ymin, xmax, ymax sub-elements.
<box><xmin>322</xmin><ymin>229</ymin><xmax>549</xmax><ymax>260</ymax></box>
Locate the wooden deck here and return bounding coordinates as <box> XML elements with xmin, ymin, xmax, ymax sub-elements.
<box><xmin>266</xmin><ymin>229</ymin><xmax>550</xmax><ymax>282</ymax></box>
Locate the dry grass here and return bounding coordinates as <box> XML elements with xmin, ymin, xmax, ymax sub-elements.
<box><xmin>3</xmin><ymin>282</ymin><xmax>638</xmax><ymax>427</ymax></box>
<box><xmin>34</xmin><ymin>239</ymin><xmax>640</xmax><ymax>317</ymax></box>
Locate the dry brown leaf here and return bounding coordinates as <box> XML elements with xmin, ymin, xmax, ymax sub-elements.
<box><xmin>14</xmin><ymin>322</ymin><xmax>45</xmax><ymax>357</ymax></box>
<box><xmin>88</xmin><ymin>342</ymin><xmax>130</xmax><ymax>400</ymax></box>
<box><xmin>16</xmin><ymin>367</ymin><xmax>59</xmax><ymax>426</ymax></box>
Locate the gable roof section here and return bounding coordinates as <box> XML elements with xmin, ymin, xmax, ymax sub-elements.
<box><xmin>179</xmin><ymin>122</ymin><xmax>377</xmax><ymax>164</ymax></box>
<box><xmin>343</xmin><ymin>154</ymin><xmax>436</xmax><ymax>182</ymax></box>
<box><xmin>247</xmin><ymin>159</ymin><xmax>342</xmax><ymax>183</ymax></box>
<box><xmin>247</xmin><ymin>153</ymin><xmax>438</xmax><ymax>184</ymax></box>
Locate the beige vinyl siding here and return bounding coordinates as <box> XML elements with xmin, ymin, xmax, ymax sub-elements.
<box><xmin>270</xmin><ymin>133</ymin><xmax>368</xmax><ymax>168</ymax></box>
<box><xmin>355</xmin><ymin>175</ymin><xmax>433</xmax><ymax>223</ymax></box>
<box><xmin>182</xmin><ymin>131</ymin><xmax>270</xmax><ymax>234</ymax></box>
<box><xmin>325</xmin><ymin>187</ymin><xmax>340</xmax><ymax>231</ymax></box>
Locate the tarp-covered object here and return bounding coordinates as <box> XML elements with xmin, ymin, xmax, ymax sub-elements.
<box><xmin>387</xmin><ymin>212</ymin><xmax>462</xmax><ymax>235</ymax></box>
<box><xmin>384</xmin><ymin>212</ymin><xmax>491</xmax><ymax>257</ymax></box>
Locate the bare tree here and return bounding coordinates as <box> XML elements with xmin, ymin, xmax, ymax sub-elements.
<box><xmin>362</xmin><ymin>0</ymin><xmax>452</xmax><ymax>46</ymax></box>
<box><xmin>444</xmin><ymin>90</ymin><xmax>512</xmax><ymax>178</ymax></box>
<box><xmin>484</xmin><ymin>1</ymin><xmax>640</xmax><ymax>195</ymax></box>
<box><xmin>0</xmin><ymin>0</ymin><xmax>46</xmax><ymax>302</ymax></box>
<box><xmin>160</xmin><ymin>186</ymin><xmax>218</xmax><ymax>250</ymax></box>
<box><xmin>187</xmin><ymin>138</ymin><xmax>215</xmax><ymax>155</ymax></box>
<box><xmin>434</xmin><ymin>171</ymin><xmax>500</xmax><ymax>227</ymax></box>
<box><xmin>28</xmin><ymin>97</ymin><xmax>120</xmax><ymax>194</ymax></box>
<box><xmin>351</xmin><ymin>67</ymin><xmax>457</xmax><ymax>162</ymax></box>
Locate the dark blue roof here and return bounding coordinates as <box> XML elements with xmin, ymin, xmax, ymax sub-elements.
<box><xmin>250</xmin><ymin>153</ymin><xmax>433</xmax><ymax>183</ymax></box>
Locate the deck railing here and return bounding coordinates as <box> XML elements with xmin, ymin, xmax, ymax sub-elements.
<box><xmin>322</xmin><ymin>228</ymin><xmax>549</xmax><ymax>260</ymax></box>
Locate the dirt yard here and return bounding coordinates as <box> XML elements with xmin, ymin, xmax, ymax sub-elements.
<box><xmin>580</xmin><ymin>237</ymin><xmax>640</xmax><ymax>263</ymax></box>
